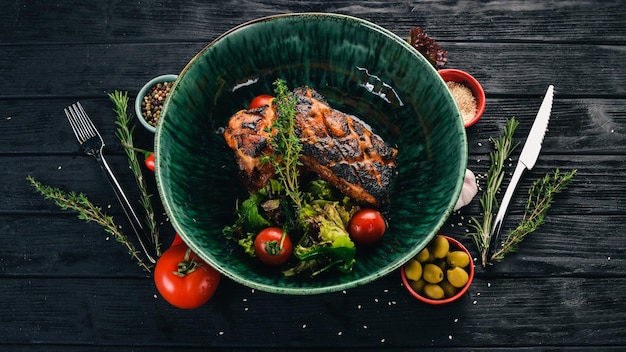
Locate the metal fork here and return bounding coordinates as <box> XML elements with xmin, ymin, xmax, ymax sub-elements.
<box><xmin>64</xmin><ymin>102</ymin><xmax>156</xmax><ymax>263</ymax></box>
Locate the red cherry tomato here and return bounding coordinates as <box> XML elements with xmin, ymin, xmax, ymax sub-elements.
<box><xmin>348</xmin><ymin>209</ymin><xmax>386</xmax><ymax>244</ymax></box>
<box><xmin>254</xmin><ymin>227</ymin><xmax>292</xmax><ymax>265</ymax></box>
<box><xmin>145</xmin><ymin>153</ymin><xmax>155</xmax><ymax>172</ymax></box>
<box><xmin>249</xmin><ymin>94</ymin><xmax>273</xmax><ymax>109</ymax></box>
<box><xmin>154</xmin><ymin>244</ymin><xmax>221</xmax><ymax>309</ymax></box>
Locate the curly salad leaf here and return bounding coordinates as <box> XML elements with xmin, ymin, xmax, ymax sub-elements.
<box><xmin>222</xmin><ymin>179</ymin><xmax>359</xmax><ymax>277</ymax></box>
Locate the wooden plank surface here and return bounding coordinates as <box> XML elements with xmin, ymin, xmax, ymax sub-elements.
<box><xmin>1</xmin><ymin>0</ymin><xmax>624</xmax><ymax>350</ymax></box>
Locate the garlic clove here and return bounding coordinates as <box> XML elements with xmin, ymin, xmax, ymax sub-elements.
<box><xmin>454</xmin><ymin>169</ymin><xmax>478</xmax><ymax>211</ymax></box>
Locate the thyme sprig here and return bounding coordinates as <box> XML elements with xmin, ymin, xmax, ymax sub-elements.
<box><xmin>491</xmin><ymin>168</ymin><xmax>577</xmax><ymax>262</ymax></box>
<box><xmin>262</xmin><ymin>79</ymin><xmax>304</xmax><ymax>210</ymax></box>
<box><xmin>27</xmin><ymin>176</ymin><xmax>152</xmax><ymax>272</ymax></box>
<box><xmin>109</xmin><ymin>90</ymin><xmax>161</xmax><ymax>256</ymax></box>
<box><xmin>468</xmin><ymin>118</ymin><xmax>520</xmax><ymax>267</ymax></box>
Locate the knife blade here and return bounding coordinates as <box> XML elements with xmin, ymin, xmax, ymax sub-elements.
<box><xmin>488</xmin><ymin>85</ymin><xmax>554</xmax><ymax>258</ymax></box>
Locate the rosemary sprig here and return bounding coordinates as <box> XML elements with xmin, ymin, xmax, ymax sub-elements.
<box><xmin>262</xmin><ymin>79</ymin><xmax>304</xmax><ymax>210</ymax></box>
<box><xmin>108</xmin><ymin>90</ymin><xmax>161</xmax><ymax>256</ymax></box>
<box><xmin>27</xmin><ymin>176</ymin><xmax>152</xmax><ymax>272</ymax></box>
<box><xmin>491</xmin><ymin>168</ymin><xmax>577</xmax><ymax>262</ymax></box>
<box><xmin>468</xmin><ymin>117</ymin><xmax>520</xmax><ymax>267</ymax></box>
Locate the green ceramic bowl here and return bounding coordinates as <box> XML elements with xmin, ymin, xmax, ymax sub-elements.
<box><xmin>155</xmin><ymin>13</ymin><xmax>467</xmax><ymax>295</ymax></box>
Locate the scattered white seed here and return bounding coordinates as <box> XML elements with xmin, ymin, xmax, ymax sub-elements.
<box><xmin>338</xmin><ymin>331</ymin><xmax>343</xmax><ymax>336</ymax></box>
<box><xmin>153</xmin><ymin>294</ymin><xmax>157</xmax><ymax>299</ymax></box>
<box><xmin>608</xmin><ymin>256</ymin><xmax>611</xmax><ymax>261</ymax></box>
<box><xmin>473</xmin><ymin>300</ymin><xmax>477</xmax><ymax>305</ymax></box>
<box><xmin>449</xmin><ymin>335</ymin><xmax>453</xmax><ymax>340</ymax></box>
<box><xmin>454</xmin><ymin>318</ymin><xmax>459</xmax><ymax>323</ymax></box>
<box><xmin>242</xmin><ymin>298</ymin><xmax>247</xmax><ymax>302</ymax></box>
<box><xmin>302</xmin><ymin>324</ymin><xmax>307</xmax><ymax>329</ymax></box>
<box><xmin>357</xmin><ymin>304</ymin><xmax>362</xmax><ymax>309</ymax></box>
<box><xmin>6</xmin><ymin>116</ymin><xmax>11</xmax><ymax>120</ymax></box>
<box><xmin>381</xmin><ymin>338</ymin><xmax>386</xmax><ymax>343</ymax></box>
<box><xmin>218</xmin><ymin>331</ymin><xmax>224</xmax><ymax>336</ymax></box>
<box><xmin>57</xmin><ymin>165</ymin><xmax>62</xmax><ymax>170</ymax></box>
<box><xmin>477</xmin><ymin>142</ymin><xmax>482</xmax><ymax>147</ymax></box>
<box><xmin>487</xmin><ymin>282</ymin><xmax>491</xmax><ymax>288</ymax></box>
<box><xmin>363</xmin><ymin>325</ymin><xmax>368</xmax><ymax>329</ymax></box>
<box><xmin>374</xmin><ymin>298</ymin><xmax>379</xmax><ymax>303</ymax></box>
<box><xmin>476</xmin><ymin>292</ymin><xmax>481</xmax><ymax>296</ymax></box>
<box><xmin>244</xmin><ymin>307</ymin><xmax>249</xmax><ymax>311</ymax></box>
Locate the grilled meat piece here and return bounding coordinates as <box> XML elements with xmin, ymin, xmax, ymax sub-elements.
<box><xmin>223</xmin><ymin>87</ymin><xmax>397</xmax><ymax>206</ymax></box>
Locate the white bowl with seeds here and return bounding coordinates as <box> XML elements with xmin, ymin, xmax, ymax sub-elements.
<box><xmin>135</xmin><ymin>74</ymin><xmax>178</xmax><ymax>133</ymax></box>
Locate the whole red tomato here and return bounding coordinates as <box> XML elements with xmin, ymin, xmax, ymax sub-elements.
<box><xmin>144</xmin><ymin>153</ymin><xmax>155</xmax><ymax>172</ymax></box>
<box><xmin>154</xmin><ymin>244</ymin><xmax>221</xmax><ymax>309</ymax></box>
<box><xmin>254</xmin><ymin>227</ymin><xmax>292</xmax><ymax>265</ymax></box>
<box><xmin>249</xmin><ymin>94</ymin><xmax>273</xmax><ymax>109</ymax></box>
<box><xmin>348</xmin><ymin>209</ymin><xmax>387</xmax><ymax>245</ymax></box>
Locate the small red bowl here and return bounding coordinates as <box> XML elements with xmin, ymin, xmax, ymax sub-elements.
<box><xmin>438</xmin><ymin>69</ymin><xmax>485</xmax><ymax>128</ymax></box>
<box><xmin>401</xmin><ymin>235</ymin><xmax>475</xmax><ymax>305</ymax></box>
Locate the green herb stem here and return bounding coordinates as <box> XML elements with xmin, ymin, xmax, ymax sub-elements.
<box><xmin>27</xmin><ymin>176</ymin><xmax>152</xmax><ymax>272</ymax></box>
<box><xmin>264</xmin><ymin>79</ymin><xmax>304</xmax><ymax>211</ymax></box>
<box><xmin>491</xmin><ymin>168</ymin><xmax>577</xmax><ymax>262</ymax></box>
<box><xmin>109</xmin><ymin>90</ymin><xmax>161</xmax><ymax>256</ymax></box>
<box><xmin>468</xmin><ymin>118</ymin><xmax>520</xmax><ymax>267</ymax></box>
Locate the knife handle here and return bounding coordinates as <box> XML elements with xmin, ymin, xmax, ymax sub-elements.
<box><xmin>488</xmin><ymin>162</ymin><xmax>526</xmax><ymax>258</ymax></box>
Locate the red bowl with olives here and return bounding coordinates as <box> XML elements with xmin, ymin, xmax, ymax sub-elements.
<box><xmin>401</xmin><ymin>234</ymin><xmax>474</xmax><ymax>305</ymax></box>
<box><xmin>135</xmin><ymin>74</ymin><xmax>178</xmax><ymax>133</ymax></box>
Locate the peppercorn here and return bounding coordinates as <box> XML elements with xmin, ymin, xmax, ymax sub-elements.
<box><xmin>141</xmin><ymin>80</ymin><xmax>174</xmax><ymax>127</ymax></box>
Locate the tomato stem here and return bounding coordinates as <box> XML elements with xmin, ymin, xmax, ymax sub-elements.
<box><xmin>173</xmin><ymin>248</ymin><xmax>198</xmax><ymax>277</ymax></box>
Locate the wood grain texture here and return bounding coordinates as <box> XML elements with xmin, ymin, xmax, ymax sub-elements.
<box><xmin>0</xmin><ymin>276</ymin><xmax>624</xmax><ymax>348</ymax></box>
<box><xmin>1</xmin><ymin>0</ymin><xmax>624</xmax><ymax>350</ymax></box>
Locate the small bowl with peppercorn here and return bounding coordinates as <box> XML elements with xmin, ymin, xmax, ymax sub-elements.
<box><xmin>401</xmin><ymin>234</ymin><xmax>474</xmax><ymax>305</ymax></box>
<box><xmin>438</xmin><ymin>69</ymin><xmax>485</xmax><ymax>128</ymax></box>
<box><xmin>135</xmin><ymin>74</ymin><xmax>178</xmax><ymax>133</ymax></box>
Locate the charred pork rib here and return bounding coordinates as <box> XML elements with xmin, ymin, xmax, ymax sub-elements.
<box><xmin>223</xmin><ymin>87</ymin><xmax>397</xmax><ymax>206</ymax></box>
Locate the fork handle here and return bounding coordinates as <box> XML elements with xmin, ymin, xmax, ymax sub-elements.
<box><xmin>97</xmin><ymin>154</ymin><xmax>157</xmax><ymax>264</ymax></box>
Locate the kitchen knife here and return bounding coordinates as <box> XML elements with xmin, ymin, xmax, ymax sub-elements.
<box><xmin>488</xmin><ymin>85</ymin><xmax>554</xmax><ymax>258</ymax></box>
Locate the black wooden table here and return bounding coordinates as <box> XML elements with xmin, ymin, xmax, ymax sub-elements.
<box><xmin>2</xmin><ymin>1</ymin><xmax>625</xmax><ymax>350</ymax></box>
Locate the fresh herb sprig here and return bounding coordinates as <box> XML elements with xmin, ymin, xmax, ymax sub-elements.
<box><xmin>109</xmin><ymin>90</ymin><xmax>161</xmax><ymax>256</ymax></box>
<box><xmin>491</xmin><ymin>168</ymin><xmax>577</xmax><ymax>262</ymax></box>
<box><xmin>468</xmin><ymin>117</ymin><xmax>520</xmax><ymax>267</ymax></box>
<box><xmin>262</xmin><ymin>79</ymin><xmax>304</xmax><ymax>211</ymax></box>
<box><xmin>27</xmin><ymin>176</ymin><xmax>152</xmax><ymax>272</ymax></box>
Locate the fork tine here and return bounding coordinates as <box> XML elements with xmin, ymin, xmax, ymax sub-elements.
<box><xmin>75</xmin><ymin>102</ymin><xmax>101</xmax><ymax>139</ymax></box>
<box><xmin>65</xmin><ymin>106</ymin><xmax>85</xmax><ymax>142</ymax></box>
<box><xmin>65</xmin><ymin>102</ymin><xmax>100</xmax><ymax>143</ymax></box>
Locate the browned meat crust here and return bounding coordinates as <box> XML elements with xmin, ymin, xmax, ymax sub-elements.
<box><xmin>223</xmin><ymin>87</ymin><xmax>397</xmax><ymax>206</ymax></box>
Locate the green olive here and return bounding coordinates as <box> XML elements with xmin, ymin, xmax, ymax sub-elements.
<box><xmin>409</xmin><ymin>278</ymin><xmax>427</xmax><ymax>293</ymax></box>
<box><xmin>447</xmin><ymin>250</ymin><xmax>470</xmax><ymax>268</ymax></box>
<box><xmin>429</xmin><ymin>235</ymin><xmax>450</xmax><ymax>259</ymax></box>
<box><xmin>447</xmin><ymin>266</ymin><xmax>470</xmax><ymax>288</ymax></box>
<box><xmin>423</xmin><ymin>284</ymin><xmax>445</xmax><ymax>300</ymax></box>
<box><xmin>422</xmin><ymin>263</ymin><xmax>444</xmax><ymax>284</ymax></box>
<box><xmin>416</xmin><ymin>247</ymin><xmax>430</xmax><ymax>262</ymax></box>
<box><xmin>404</xmin><ymin>260</ymin><xmax>423</xmax><ymax>281</ymax></box>
<box><xmin>440</xmin><ymin>280</ymin><xmax>458</xmax><ymax>298</ymax></box>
